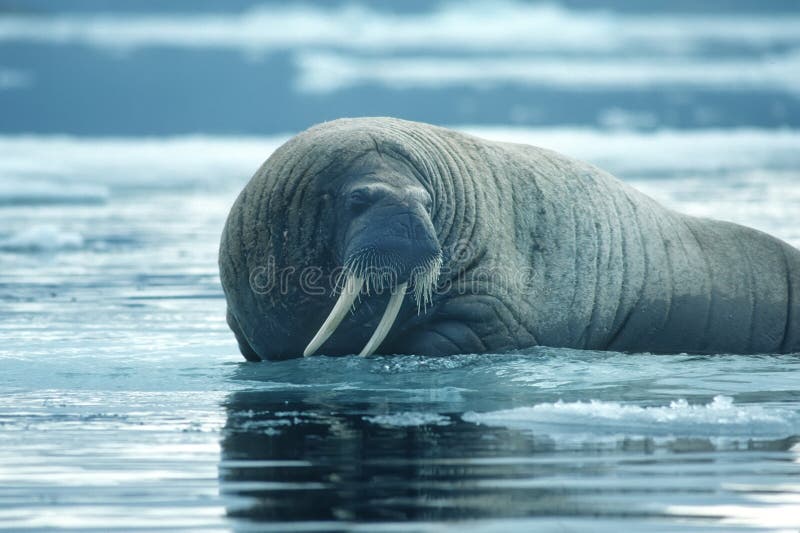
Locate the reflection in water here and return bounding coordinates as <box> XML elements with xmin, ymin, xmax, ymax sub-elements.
<box><xmin>221</xmin><ymin>389</ymin><xmax>568</xmax><ymax>523</ymax></box>
<box><xmin>218</xmin><ymin>361</ymin><xmax>800</xmax><ymax>530</ymax></box>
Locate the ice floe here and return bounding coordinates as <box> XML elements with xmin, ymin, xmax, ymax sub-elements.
<box><xmin>463</xmin><ymin>396</ymin><xmax>800</xmax><ymax>440</ymax></box>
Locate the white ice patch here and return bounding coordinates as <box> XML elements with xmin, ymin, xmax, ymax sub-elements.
<box><xmin>0</xmin><ymin>135</ymin><xmax>287</xmax><ymax>193</ymax></box>
<box><xmin>463</xmin><ymin>396</ymin><xmax>800</xmax><ymax>440</ymax></box>
<box><xmin>295</xmin><ymin>51</ymin><xmax>800</xmax><ymax>94</ymax></box>
<box><xmin>364</xmin><ymin>412</ymin><xmax>450</xmax><ymax>427</ymax></box>
<box><xmin>0</xmin><ymin>224</ymin><xmax>84</xmax><ymax>252</ymax></box>
<box><xmin>0</xmin><ymin>3</ymin><xmax>798</xmax><ymax>54</ymax></box>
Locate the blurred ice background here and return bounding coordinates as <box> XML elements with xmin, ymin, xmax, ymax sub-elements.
<box><xmin>0</xmin><ymin>1</ymin><xmax>799</xmax><ymax>531</ymax></box>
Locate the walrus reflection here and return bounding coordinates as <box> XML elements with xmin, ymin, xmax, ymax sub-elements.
<box><xmin>219</xmin><ymin>387</ymin><xmax>573</xmax><ymax>523</ymax></box>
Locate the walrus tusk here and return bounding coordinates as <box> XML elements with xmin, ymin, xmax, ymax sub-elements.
<box><xmin>359</xmin><ymin>282</ymin><xmax>408</xmax><ymax>357</ymax></box>
<box><xmin>303</xmin><ymin>275</ymin><xmax>364</xmax><ymax>357</ymax></box>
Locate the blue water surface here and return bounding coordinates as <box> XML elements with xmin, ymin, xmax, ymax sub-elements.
<box><xmin>1</xmin><ymin>1</ymin><xmax>799</xmax><ymax>531</ymax></box>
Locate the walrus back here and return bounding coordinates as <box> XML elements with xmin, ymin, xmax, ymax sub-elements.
<box><xmin>482</xmin><ymin>136</ymin><xmax>800</xmax><ymax>354</ymax></box>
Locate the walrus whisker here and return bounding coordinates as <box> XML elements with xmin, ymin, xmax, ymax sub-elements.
<box><xmin>411</xmin><ymin>252</ymin><xmax>442</xmax><ymax>313</ymax></box>
<box><xmin>359</xmin><ymin>282</ymin><xmax>408</xmax><ymax>357</ymax></box>
<box><xmin>303</xmin><ymin>274</ymin><xmax>364</xmax><ymax>357</ymax></box>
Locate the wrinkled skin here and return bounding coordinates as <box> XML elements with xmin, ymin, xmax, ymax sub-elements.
<box><xmin>219</xmin><ymin>117</ymin><xmax>800</xmax><ymax>360</ymax></box>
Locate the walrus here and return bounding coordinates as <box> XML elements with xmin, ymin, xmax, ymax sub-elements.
<box><xmin>219</xmin><ymin>117</ymin><xmax>800</xmax><ymax>360</ymax></box>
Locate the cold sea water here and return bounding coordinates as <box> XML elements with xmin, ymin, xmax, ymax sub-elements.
<box><xmin>1</xmin><ymin>1</ymin><xmax>800</xmax><ymax>531</ymax></box>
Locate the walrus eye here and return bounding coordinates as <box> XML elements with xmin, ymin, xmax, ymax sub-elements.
<box><xmin>347</xmin><ymin>189</ymin><xmax>371</xmax><ymax>215</ymax></box>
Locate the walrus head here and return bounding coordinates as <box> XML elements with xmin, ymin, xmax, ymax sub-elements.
<box><xmin>303</xmin><ymin>151</ymin><xmax>443</xmax><ymax>357</ymax></box>
<box><xmin>220</xmin><ymin>118</ymin><xmax>452</xmax><ymax>359</ymax></box>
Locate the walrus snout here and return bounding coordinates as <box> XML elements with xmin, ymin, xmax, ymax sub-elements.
<box><xmin>342</xmin><ymin>182</ymin><xmax>441</xmax><ymax>294</ymax></box>
<box><xmin>303</xmin><ymin>184</ymin><xmax>442</xmax><ymax>358</ymax></box>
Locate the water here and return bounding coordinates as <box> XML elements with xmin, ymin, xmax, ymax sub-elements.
<box><xmin>2</xmin><ymin>1</ymin><xmax>800</xmax><ymax>531</ymax></box>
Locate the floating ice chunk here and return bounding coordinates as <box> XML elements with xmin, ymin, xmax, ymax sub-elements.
<box><xmin>463</xmin><ymin>396</ymin><xmax>799</xmax><ymax>439</ymax></box>
<box><xmin>364</xmin><ymin>412</ymin><xmax>450</xmax><ymax>427</ymax></box>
